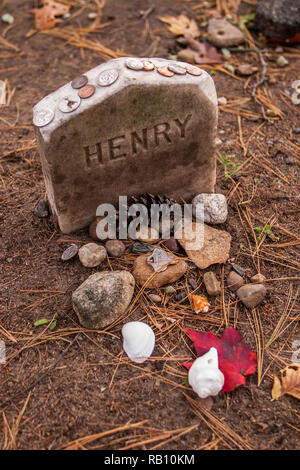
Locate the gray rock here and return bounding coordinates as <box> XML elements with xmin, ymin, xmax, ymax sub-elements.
<box><xmin>227</xmin><ymin>270</ymin><xmax>244</xmax><ymax>292</ymax></box>
<box><xmin>207</xmin><ymin>18</ymin><xmax>245</xmax><ymax>47</ymax></box>
<box><xmin>148</xmin><ymin>294</ymin><xmax>162</xmax><ymax>304</ymax></box>
<box><xmin>254</xmin><ymin>0</ymin><xmax>300</xmax><ymax>40</ymax></box>
<box><xmin>72</xmin><ymin>270</ymin><xmax>135</xmax><ymax>329</ymax></box>
<box><xmin>105</xmin><ymin>240</ymin><xmax>125</xmax><ymax>257</ymax></box>
<box><xmin>192</xmin><ymin>193</ymin><xmax>228</xmax><ymax>224</ymax></box>
<box><xmin>78</xmin><ymin>243</ymin><xmax>107</xmax><ymax>267</ymax></box>
<box><xmin>34</xmin><ymin>200</ymin><xmax>49</xmax><ymax>218</ymax></box>
<box><xmin>236</xmin><ymin>283</ymin><xmax>266</xmax><ymax>308</ymax></box>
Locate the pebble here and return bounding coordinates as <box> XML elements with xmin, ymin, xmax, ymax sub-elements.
<box><xmin>175</xmin><ymin>290</ymin><xmax>188</xmax><ymax>301</ymax></box>
<box><xmin>207</xmin><ymin>18</ymin><xmax>245</xmax><ymax>47</ymax></box>
<box><xmin>215</xmin><ymin>137</ymin><xmax>223</xmax><ymax>146</ymax></box>
<box><xmin>164</xmin><ymin>237</ymin><xmax>180</xmax><ymax>252</ymax></box>
<box><xmin>148</xmin><ymin>294</ymin><xmax>162</xmax><ymax>304</ymax></box>
<box><xmin>133</xmin><ymin>254</ymin><xmax>187</xmax><ymax>288</ymax></box>
<box><xmin>1</xmin><ymin>13</ymin><xmax>14</xmax><ymax>24</ymax></box>
<box><xmin>61</xmin><ymin>243</ymin><xmax>79</xmax><ymax>261</ymax></box>
<box><xmin>131</xmin><ymin>242</ymin><xmax>151</xmax><ymax>254</ymax></box>
<box><xmin>188</xmin><ymin>278</ymin><xmax>198</xmax><ymax>290</ymax></box>
<box><xmin>192</xmin><ymin>193</ymin><xmax>228</xmax><ymax>224</ymax></box>
<box><xmin>165</xmin><ymin>285</ymin><xmax>177</xmax><ymax>295</ymax></box>
<box><xmin>237</xmin><ymin>64</ymin><xmax>258</xmax><ymax>76</ymax></box>
<box><xmin>34</xmin><ymin>200</ymin><xmax>49</xmax><ymax>218</ymax></box>
<box><xmin>203</xmin><ymin>271</ymin><xmax>221</xmax><ymax>296</ymax></box>
<box><xmin>277</xmin><ymin>55</ymin><xmax>289</xmax><ymax>67</ymax></box>
<box><xmin>292</xmin><ymin>128</ymin><xmax>300</xmax><ymax>134</ymax></box>
<box><xmin>78</xmin><ymin>243</ymin><xmax>107</xmax><ymax>268</ymax></box>
<box><xmin>218</xmin><ymin>97</ymin><xmax>227</xmax><ymax>105</ymax></box>
<box><xmin>105</xmin><ymin>240</ymin><xmax>125</xmax><ymax>258</ymax></box>
<box><xmin>227</xmin><ymin>271</ymin><xmax>244</xmax><ymax>292</ymax></box>
<box><xmin>232</xmin><ymin>263</ymin><xmax>246</xmax><ymax>277</ymax></box>
<box><xmin>251</xmin><ymin>273</ymin><xmax>266</xmax><ymax>283</ymax></box>
<box><xmin>72</xmin><ymin>271</ymin><xmax>135</xmax><ymax>329</ymax></box>
<box><xmin>236</xmin><ymin>283</ymin><xmax>267</xmax><ymax>308</ymax></box>
<box><xmin>175</xmin><ymin>222</ymin><xmax>231</xmax><ymax>270</ymax></box>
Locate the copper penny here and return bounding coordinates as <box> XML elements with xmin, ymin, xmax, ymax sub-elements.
<box><xmin>143</xmin><ymin>60</ymin><xmax>154</xmax><ymax>71</ymax></box>
<box><xmin>78</xmin><ymin>84</ymin><xmax>95</xmax><ymax>99</ymax></box>
<box><xmin>157</xmin><ymin>66</ymin><xmax>174</xmax><ymax>77</ymax></box>
<box><xmin>186</xmin><ymin>65</ymin><xmax>202</xmax><ymax>76</ymax></box>
<box><xmin>71</xmin><ymin>75</ymin><xmax>88</xmax><ymax>89</ymax></box>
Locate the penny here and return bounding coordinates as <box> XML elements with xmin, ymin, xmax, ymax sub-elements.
<box><xmin>125</xmin><ymin>58</ymin><xmax>144</xmax><ymax>71</ymax></box>
<box><xmin>186</xmin><ymin>65</ymin><xmax>202</xmax><ymax>76</ymax></box>
<box><xmin>157</xmin><ymin>66</ymin><xmax>174</xmax><ymax>77</ymax></box>
<box><xmin>167</xmin><ymin>63</ymin><xmax>186</xmax><ymax>75</ymax></box>
<box><xmin>71</xmin><ymin>75</ymin><xmax>88</xmax><ymax>89</ymax></box>
<box><xmin>143</xmin><ymin>60</ymin><xmax>155</xmax><ymax>71</ymax></box>
<box><xmin>98</xmin><ymin>68</ymin><xmax>119</xmax><ymax>87</ymax></box>
<box><xmin>61</xmin><ymin>244</ymin><xmax>79</xmax><ymax>261</ymax></box>
<box><xmin>58</xmin><ymin>93</ymin><xmax>81</xmax><ymax>113</ymax></box>
<box><xmin>78</xmin><ymin>84</ymin><xmax>95</xmax><ymax>99</ymax></box>
<box><xmin>33</xmin><ymin>108</ymin><xmax>54</xmax><ymax>127</ymax></box>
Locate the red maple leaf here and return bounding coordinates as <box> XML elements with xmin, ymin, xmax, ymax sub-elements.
<box><xmin>182</xmin><ymin>327</ymin><xmax>257</xmax><ymax>392</ymax></box>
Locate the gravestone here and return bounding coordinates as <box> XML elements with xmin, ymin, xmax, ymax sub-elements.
<box><xmin>33</xmin><ymin>57</ymin><xmax>218</xmax><ymax>233</ymax></box>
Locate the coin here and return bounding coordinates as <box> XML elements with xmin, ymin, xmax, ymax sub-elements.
<box><xmin>71</xmin><ymin>75</ymin><xmax>88</xmax><ymax>89</ymax></box>
<box><xmin>98</xmin><ymin>69</ymin><xmax>119</xmax><ymax>87</ymax></box>
<box><xmin>167</xmin><ymin>63</ymin><xmax>186</xmax><ymax>75</ymax></box>
<box><xmin>143</xmin><ymin>60</ymin><xmax>154</xmax><ymax>71</ymax></box>
<box><xmin>186</xmin><ymin>65</ymin><xmax>202</xmax><ymax>76</ymax></box>
<box><xmin>58</xmin><ymin>93</ymin><xmax>81</xmax><ymax>113</ymax></box>
<box><xmin>78</xmin><ymin>84</ymin><xmax>95</xmax><ymax>99</ymax></box>
<box><xmin>61</xmin><ymin>244</ymin><xmax>79</xmax><ymax>261</ymax></box>
<box><xmin>157</xmin><ymin>66</ymin><xmax>174</xmax><ymax>77</ymax></box>
<box><xmin>33</xmin><ymin>108</ymin><xmax>54</xmax><ymax>127</ymax></box>
<box><xmin>125</xmin><ymin>58</ymin><xmax>144</xmax><ymax>71</ymax></box>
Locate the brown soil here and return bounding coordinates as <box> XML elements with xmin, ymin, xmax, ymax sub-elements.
<box><xmin>0</xmin><ymin>0</ymin><xmax>299</xmax><ymax>451</ymax></box>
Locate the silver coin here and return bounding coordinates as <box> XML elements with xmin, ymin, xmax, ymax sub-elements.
<box><xmin>33</xmin><ymin>108</ymin><xmax>54</xmax><ymax>127</ymax></box>
<box><xmin>61</xmin><ymin>243</ymin><xmax>79</xmax><ymax>261</ymax></box>
<box><xmin>125</xmin><ymin>58</ymin><xmax>144</xmax><ymax>71</ymax></box>
<box><xmin>97</xmin><ymin>69</ymin><xmax>119</xmax><ymax>87</ymax></box>
<box><xmin>167</xmin><ymin>63</ymin><xmax>187</xmax><ymax>75</ymax></box>
<box><xmin>58</xmin><ymin>93</ymin><xmax>81</xmax><ymax>113</ymax></box>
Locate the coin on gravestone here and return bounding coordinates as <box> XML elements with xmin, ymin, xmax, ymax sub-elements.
<box><xmin>186</xmin><ymin>65</ymin><xmax>203</xmax><ymax>76</ymax></box>
<box><xmin>78</xmin><ymin>84</ymin><xmax>95</xmax><ymax>99</ymax></box>
<box><xmin>125</xmin><ymin>58</ymin><xmax>144</xmax><ymax>71</ymax></box>
<box><xmin>71</xmin><ymin>75</ymin><xmax>88</xmax><ymax>89</ymax></box>
<box><xmin>33</xmin><ymin>108</ymin><xmax>54</xmax><ymax>127</ymax></box>
<box><xmin>97</xmin><ymin>69</ymin><xmax>119</xmax><ymax>87</ymax></box>
<box><xmin>143</xmin><ymin>60</ymin><xmax>155</xmax><ymax>71</ymax></box>
<box><xmin>58</xmin><ymin>93</ymin><xmax>81</xmax><ymax>113</ymax></box>
<box><xmin>157</xmin><ymin>66</ymin><xmax>174</xmax><ymax>77</ymax></box>
<box><xmin>167</xmin><ymin>63</ymin><xmax>186</xmax><ymax>75</ymax></box>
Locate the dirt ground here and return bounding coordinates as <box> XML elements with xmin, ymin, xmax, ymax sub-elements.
<box><xmin>0</xmin><ymin>0</ymin><xmax>299</xmax><ymax>451</ymax></box>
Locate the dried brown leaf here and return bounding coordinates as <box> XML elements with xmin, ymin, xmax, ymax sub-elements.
<box><xmin>272</xmin><ymin>364</ymin><xmax>300</xmax><ymax>401</ymax></box>
<box><xmin>32</xmin><ymin>0</ymin><xmax>70</xmax><ymax>31</ymax></box>
<box><xmin>158</xmin><ymin>14</ymin><xmax>200</xmax><ymax>38</ymax></box>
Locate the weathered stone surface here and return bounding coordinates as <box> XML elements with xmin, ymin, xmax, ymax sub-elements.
<box><xmin>105</xmin><ymin>240</ymin><xmax>125</xmax><ymax>257</ymax></box>
<box><xmin>203</xmin><ymin>271</ymin><xmax>221</xmax><ymax>296</ymax></box>
<box><xmin>33</xmin><ymin>57</ymin><xmax>218</xmax><ymax>233</ymax></box>
<box><xmin>133</xmin><ymin>253</ymin><xmax>187</xmax><ymax>288</ymax></box>
<box><xmin>251</xmin><ymin>273</ymin><xmax>266</xmax><ymax>283</ymax></box>
<box><xmin>237</xmin><ymin>283</ymin><xmax>266</xmax><ymax>309</ymax></box>
<box><xmin>176</xmin><ymin>222</ymin><xmax>231</xmax><ymax>269</ymax></box>
<box><xmin>78</xmin><ymin>243</ymin><xmax>107</xmax><ymax>267</ymax></box>
<box><xmin>207</xmin><ymin>18</ymin><xmax>245</xmax><ymax>47</ymax></box>
<box><xmin>254</xmin><ymin>0</ymin><xmax>300</xmax><ymax>40</ymax></box>
<box><xmin>227</xmin><ymin>270</ymin><xmax>244</xmax><ymax>292</ymax></box>
<box><xmin>72</xmin><ymin>270</ymin><xmax>135</xmax><ymax>329</ymax></box>
<box><xmin>192</xmin><ymin>193</ymin><xmax>227</xmax><ymax>224</ymax></box>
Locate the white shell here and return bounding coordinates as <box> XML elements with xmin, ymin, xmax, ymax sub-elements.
<box><xmin>188</xmin><ymin>347</ymin><xmax>224</xmax><ymax>399</ymax></box>
<box><xmin>122</xmin><ymin>321</ymin><xmax>155</xmax><ymax>363</ymax></box>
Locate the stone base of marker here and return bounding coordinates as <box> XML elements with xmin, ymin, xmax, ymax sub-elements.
<box><xmin>33</xmin><ymin>57</ymin><xmax>218</xmax><ymax>233</ymax></box>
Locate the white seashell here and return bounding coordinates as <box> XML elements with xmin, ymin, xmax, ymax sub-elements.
<box><xmin>122</xmin><ymin>321</ymin><xmax>155</xmax><ymax>363</ymax></box>
<box><xmin>188</xmin><ymin>347</ymin><xmax>224</xmax><ymax>399</ymax></box>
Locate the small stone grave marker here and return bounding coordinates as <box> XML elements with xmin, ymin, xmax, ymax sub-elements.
<box><xmin>33</xmin><ymin>57</ymin><xmax>218</xmax><ymax>233</ymax></box>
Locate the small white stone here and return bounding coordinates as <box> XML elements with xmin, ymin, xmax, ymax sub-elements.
<box><xmin>218</xmin><ymin>96</ymin><xmax>227</xmax><ymax>105</ymax></box>
<box><xmin>215</xmin><ymin>137</ymin><xmax>222</xmax><ymax>146</ymax></box>
<box><xmin>192</xmin><ymin>193</ymin><xmax>228</xmax><ymax>224</ymax></box>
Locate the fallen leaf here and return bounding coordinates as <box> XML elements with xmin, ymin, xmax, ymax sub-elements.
<box><xmin>272</xmin><ymin>364</ymin><xmax>300</xmax><ymax>400</ymax></box>
<box><xmin>32</xmin><ymin>0</ymin><xmax>70</xmax><ymax>31</ymax></box>
<box><xmin>158</xmin><ymin>14</ymin><xmax>200</xmax><ymax>38</ymax></box>
<box><xmin>182</xmin><ymin>327</ymin><xmax>257</xmax><ymax>392</ymax></box>
<box><xmin>177</xmin><ymin>32</ymin><xmax>223</xmax><ymax>65</ymax></box>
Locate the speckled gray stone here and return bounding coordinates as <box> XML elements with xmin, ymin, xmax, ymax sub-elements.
<box><xmin>192</xmin><ymin>193</ymin><xmax>227</xmax><ymax>224</ymax></box>
<box><xmin>237</xmin><ymin>283</ymin><xmax>266</xmax><ymax>309</ymax></box>
<box><xmin>72</xmin><ymin>270</ymin><xmax>135</xmax><ymax>329</ymax></box>
<box><xmin>33</xmin><ymin>57</ymin><xmax>218</xmax><ymax>233</ymax></box>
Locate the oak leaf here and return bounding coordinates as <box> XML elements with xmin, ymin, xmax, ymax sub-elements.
<box><xmin>158</xmin><ymin>14</ymin><xmax>200</xmax><ymax>38</ymax></box>
<box><xmin>32</xmin><ymin>0</ymin><xmax>70</xmax><ymax>31</ymax></box>
<box><xmin>272</xmin><ymin>364</ymin><xmax>300</xmax><ymax>401</ymax></box>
